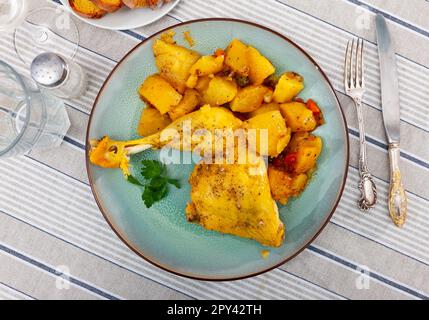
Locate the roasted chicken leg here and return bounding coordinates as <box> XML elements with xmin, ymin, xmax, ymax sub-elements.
<box><xmin>89</xmin><ymin>105</ymin><xmax>243</xmax><ymax>176</ymax></box>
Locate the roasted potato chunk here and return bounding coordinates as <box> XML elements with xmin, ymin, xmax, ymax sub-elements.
<box><xmin>139</xmin><ymin>74</ymin><xmax>182</xmax><ymax>115</ymax></box>
<box><xmin>268</xmin><ymin>166</ymin><xmax>308</xmax><ymax>205</ymax></box>
<box><xmin>225</xmin><ymin>39</ymin><xmax>275</xmax><ymax>85</ymax></box>
<box><xmin>287</xmin><ymin>132</ymin><xmax>323</xmax><ymax>173</ymax></box>
<box><xmin>189</xmin><ymin>55</ymin><xmax>225</xmax><ymax>77</ymax></box>
<box><xmin>280</xmin><ymin>102</ymin><xmax>317</xmax><ymax>132</ymax></box>
<box><xmin>153</xmin><ymin>39</ymin><xmax>200</xmax><ymax>93</ymax></box>
<box><xmin>137</xmin><ymin>106</ymin><xmax>172</xmax><ymax>136</ymax></box>
<box><xmin>248</xmin><ymin>46</ymin><xmax>276</xmax><ymax>85</ymax></box>
<box><xmin>91</xmin><ymin>0</ymin><xmax>122</xmax><ymax>12</ymax></box>
<box><xmin>186</xmin><ymin>74</ymin><xmax>199</xmax><ymax>89</ymax></box>
<box><xmin>168</xmin><ymin>89</ymin><xmax>200</xmax><ymax>120</ymax></box>
<box><xmin>69</xmin><ymin>0</ymin><xmax>107</xmax><ymax>18</ymax></box>
<box><xmin>194</xmin><ymin>76</ymin><xmax>211</xmax><ymax>93</ymax></box>
<box><xmin>202</xmin><ymin>77</ymin><xmax>238</xmax><ymax>106</ymax></box>
<box><xmin>273</xmin><ymin>72</ymin><xmax>304</xmax><ymax>103</ymax></box>
<box><xmin>245</xmin><ymin>110</ymin><xmax>291</xmax><ymax>157</ymax></box>
<box><xmin>186</xmin><ymin>54</ymin><xmax>224</xmax><ymax>89</ymax></box>
<box><xmin>225</xmin><ymin>39</ymin><xmax>250</xmax><ymax>76</ymax></box>
<box><xmin>230</xmin><ymin>85</ymin><xmax>268</xmax><ymax>113</ymax></box>
<box><xmin>248</xmin><ymin>102</ymin><xmax>280</xmax><ymax>118</ymax></box>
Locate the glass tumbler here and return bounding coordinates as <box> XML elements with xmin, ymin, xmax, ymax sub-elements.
<box><xmin>0</xmin><ymin>60</ymin><xmax>70</xmax><ymax>158</ymax></box>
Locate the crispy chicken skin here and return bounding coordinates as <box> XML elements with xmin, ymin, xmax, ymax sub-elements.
<box><xmin>186</xmin><ymin>157</ymin><xmax>284</xmax><ymax>247</ymax></box>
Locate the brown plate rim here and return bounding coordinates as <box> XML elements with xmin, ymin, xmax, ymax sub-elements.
<box><xmin>85</xmin><ymin>18</ymin><xmax>350</xmax><ymax>282</ymax></box>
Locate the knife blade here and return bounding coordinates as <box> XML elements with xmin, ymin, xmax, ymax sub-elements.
<box><xmin>375</xmin><ymin>14</ymin><xmax>407</xmax><ymax>227</ymax></box>
<box><xmin>375</xmin><ymin>14</ymin><xmax>401</xmax><ymax>144</ymax></box>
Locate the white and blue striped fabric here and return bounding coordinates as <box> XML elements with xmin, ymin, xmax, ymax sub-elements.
<box><xmin>0</xmin><ymin>0</ymin><xmax>428</xmax><ymax>300</ymax></box>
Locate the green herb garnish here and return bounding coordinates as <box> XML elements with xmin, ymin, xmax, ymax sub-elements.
<box><xmin>128</xmin><ymin>160</ymin><xmax>181</xmax><ymax>208</ymax></box>
<box><xmin>127</xmin><ymin>175</ymin><xmax>144</xmax><ymax>186</ymax></box>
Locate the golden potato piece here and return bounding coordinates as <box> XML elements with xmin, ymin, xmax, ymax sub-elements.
<box><xmin>202</xmin><ymin>77</ymin><xmax>238</xmax><ymax>106</ymax></box>
<box><xmin>288</xmin><ymin>132</ymin><xmax>323</xmax><ymax>173</ymax></box>
<box><xmin>168</xmin><ymin>89</ymin><xmax>200</xmax><ymax>121</ymax></box>
<box><xmin>186</xmin><ymin>55</ymin><xmax>224</xmax><ymax>89</ymax></box>
<box><xmin>248</xmin><ymin>46</ymin><xmax>276</xmax><ymax>85</ymax></box>
<box><xmin>225</xmin><ymin>39</ymin><xmax>250</xmax><ymax>76</ymax></box>
<box><xmin>273</xmin><ymin>72</ymin><xmax>304</xmax><ymax>103</ymax></box>
<box><xmin>91</xmin><ymin>0</ymin><xmax>122</xmax><ymax>12</ymax></box>
<box><xmin>138</xmin><ymin>106</ymin><xmax>172</xmax><ymax>137</ymax></box>
<box><xmin>225</xmin><ymin>39</ymin><xmax>275</xmax><ymax>85</ymax></box>
<box><xmin>295</xmin><ymin>141</ymin><xmax>322</xmax><ymax>174</ymax></box>
<box><xmin>186</xmin><ymin>74</ymin><xmax>198</xmax><ymax>89</ymax></box>
<box><xmin>153</xmin><ymin>39</ymin><xmax>201</xmax><ymax>93</ymax></box>
<box><xmin>194</xmin><ymin>76</ymin><xmax>212</xmax><ymax>93</ymax></box>
<box><xmin>189</xmin><ymin>55</ymin><xmax>225</xmax><ymax>77</ymax></box>
<box><xmin>280</xmin><ymin>102</ymin><xmax>317</xmax><ymax>132</ymax></box>
<box><xmin>291</xmin><ymin>173</ymin><xmax>309</xmax><ymax>194</ymax></box>
<box><xmin>268</xmin><ymin>166</ymin><xmax>308</xmax><ymax>205</ymax></box>
<box><xmin>230</xmin><ymin>85</ymin><xmax>269</xmax><ymax>113</ymax></box>
<box><xmin>248</xmin><ymin>102</ymin><xmax>280</xmax><ymax>118</ymax></box>
<box><xmin>138</xmin><ymin>74</ymin><xmax>182</xmax><ymax>115</ymax></box>
<box><xmin>245</xmin><ymin>110</ymin><xmax>291</xmax><ymax>157</ymax></box>
<box><xmin>69</xmin><ymin>0</ymin><xmax>107</xmax><ymax>18</ymax></box>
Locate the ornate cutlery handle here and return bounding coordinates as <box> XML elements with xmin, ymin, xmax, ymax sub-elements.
<box><xmin>388</xmin><ymin>143</ymin><xmax>407</xmax><ymax>227</ymax></box>
<box><xmin>355</xmin><ymin>98</ymin><xmax>377</xmax><ymax>211</ymax></box>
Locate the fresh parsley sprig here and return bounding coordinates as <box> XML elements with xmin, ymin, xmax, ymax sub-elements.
<box><xmin>127</xmin><ymin>160</ymin><xmax>181</xmax><ymax>208</ymax></box>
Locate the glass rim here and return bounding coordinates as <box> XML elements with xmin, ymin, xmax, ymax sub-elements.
<box><xmin>0</xmin><ymin>59</ymin><xmax>31</xmax><ymax>156</ymax></box>
<box><xmin>0</xmin><ymin>0</ymin><xmax>28</xmax><ymax>32</ymax></box>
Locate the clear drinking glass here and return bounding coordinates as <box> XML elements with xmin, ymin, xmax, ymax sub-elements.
<box><xmin>0</xmin><ymin>60</ymin><xmax>70</xmax><ymax>158</ymax></box>
<box><xmin>0</xmin><ymin>1</ymin><xmax>87</xmax><ymax>98</ymax></box>
<box><xmin>0</xmin><ymin>1</ymin><xmax>80</xmax><ymax>66</ymax></box>
<box><xmin>14</xmin><ymin>6</ymin><xmax>80</xmax><ymax>67</ymax></box>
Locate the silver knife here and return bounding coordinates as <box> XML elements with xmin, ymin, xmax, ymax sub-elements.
<box><xmin>375</xmin><ymin>14</ymin><xmax>408</xmax><ymax>227</ymax></box>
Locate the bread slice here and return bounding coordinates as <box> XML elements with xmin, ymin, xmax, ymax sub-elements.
<box><xmin>91</xmin><ymin>0</ymin><xmax>122</xmax><ymax>12</ymax></box>
<box><xmin>69</xmin><ymin>0</ymin><xmax>107</xmax><ymax>18</ymax></box>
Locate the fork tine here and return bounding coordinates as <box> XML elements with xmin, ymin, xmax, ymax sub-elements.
<box><xmin>359</xmin><ymin>38</ymin><xmax>365</xmax><ymax>88</ymax></box>
<box><xmin>344</xmin><ymin>40</ymin><xmax>351</xmax><ymax>89</ymax></box>
<box><xmin>350</xmin><ymin>39</ymin><xmax>356</xmax><ymax>88</ymax></box>
<box><xmin>355</xmin><ymin>39</ymin><xmax>360</xmax><ymax>87</ymax></box>
<box><xmin>355</xmin><ymin>38</ymin><xmax>363</xmax><ymax>87</ymax></box>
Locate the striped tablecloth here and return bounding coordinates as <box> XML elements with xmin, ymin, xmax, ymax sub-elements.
<box><xmin>1</xmin><ymin>0</ymin><xmax>428</xmax><ymax>300</ymax></box>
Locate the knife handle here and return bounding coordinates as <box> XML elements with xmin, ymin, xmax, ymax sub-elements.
<box><xmin>388</xmin><ymin>143</ymin><xmax>408</xmax><ymax>227</ymax></box>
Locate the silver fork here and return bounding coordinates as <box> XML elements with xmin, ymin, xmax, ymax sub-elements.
<box><xmin>344</xmin><ymin>38</ymin><xmax>377</xmax><ymax>211</ymax></box>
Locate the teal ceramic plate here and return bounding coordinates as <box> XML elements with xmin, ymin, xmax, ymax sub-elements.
<box><xmin>86</xmin><ymin>19</ymin><xmax>349</xmax><ymax>281</ymax></box>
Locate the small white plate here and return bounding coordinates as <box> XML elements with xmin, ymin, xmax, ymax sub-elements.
<box><xmin>59</xmin><ymin>0</ymin><xmax>180</xmax><ymax>30</ymax></box>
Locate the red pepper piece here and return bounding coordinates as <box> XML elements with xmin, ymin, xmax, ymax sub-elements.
<box><xmin>284</xmin><ymin>152</ymin><xmax>297</xmax><ymax>166</ymax></box>
<box><xmin>306</xmin><ymin>99</ymin><xmax>321</xmax><ymax>115</ymax></box>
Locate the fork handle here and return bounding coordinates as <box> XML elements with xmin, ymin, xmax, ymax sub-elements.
<box><xmin>355</xmin><ymin>98</ymin><xmax>377</xmax><ymax>211</ymax></box>
<box><xmin>388</xmin><ymin>143</ymin><xmax>407</xmax><ymax>227</ymax></box>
